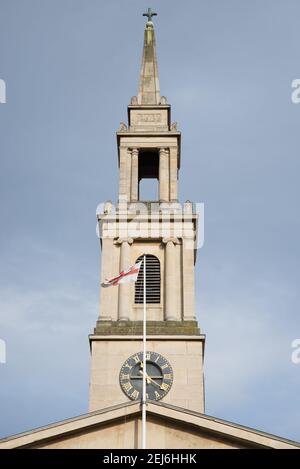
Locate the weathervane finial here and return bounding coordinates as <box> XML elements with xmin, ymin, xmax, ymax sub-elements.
<box><xmin>143</xmin><ymin>7</ymin><xmax>157</xmax><ymax>22</ymax></box>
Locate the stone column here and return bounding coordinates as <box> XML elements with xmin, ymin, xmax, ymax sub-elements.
<box><xmin>182</xmin><ymin>235</ymin><xmax>197</xmax><ymax>321</ymax></box>
<box><xmin>126</xmin><ymin>148</ymin><xmax>132</xmax><ymax>202</ymax></box>
<box><xmin>119</xmin><ymin>147</ymin><xmax>131</xmax><ymax>202</ymax></box>
<box><xmin>119</xmin><ymin>147</ymin><xmax>127</xmax><ymax>200</ymax></box>
<box><xmin>115</xmin><ymin>237</ymin><xmax>133</xmax><ymax>321</ymax></box>
<box><xmin>163</xmin><ymin>237</ymin><xmax>180</xmax><ymax>321</ymax></box>
<box><xmin>99</xmin><ymin>237</ymin><xmax>114</xmax><ymax>321</ymax></box>
<box><xmin>169</xmin><ymin>147</ymin><xmax>178</xmax><ymax>201</ymax></box>
<box><xmin>131</xmin><ymin>148</ymin><xmax>139</xmax><ymax>202</ymax></box>
<box><xmin>159</xmin><ymin>148</ymin><xmax>169</xmax><ymax>202</ymax></box>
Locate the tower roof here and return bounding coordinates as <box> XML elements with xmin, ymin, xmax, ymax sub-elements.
<box><xmin>138</xmin><ymin>10</ymin><xmax>161</xmax><ymax>105</ymax></box>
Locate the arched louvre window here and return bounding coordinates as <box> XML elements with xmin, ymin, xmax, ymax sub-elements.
<box><xmin>134</xmin><ymin>255</ymin><xmax>160</xmax><ymax>304</ymax></box>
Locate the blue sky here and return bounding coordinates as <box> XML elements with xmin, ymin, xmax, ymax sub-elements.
<box><xmin>0</xmin><ymin>0</ymin><xmax>300</xmax><ymax>442</ymax></box>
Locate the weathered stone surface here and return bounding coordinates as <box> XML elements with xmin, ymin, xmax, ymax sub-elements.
<box><xmin>94</xmin><ymin>320</ymin><xmax>200</xmax><ymax>336</ymax></box>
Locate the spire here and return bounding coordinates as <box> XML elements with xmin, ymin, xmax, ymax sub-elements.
<box><xmin>138</xmin><ymin>9</ymin><xmax>161</xmax><ymax>105</ymax></box>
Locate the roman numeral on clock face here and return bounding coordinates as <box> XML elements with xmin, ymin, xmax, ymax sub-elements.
<box><xmin>120</xmin><ymin>373</ymin><xmax>130</xmax><ymax>381</ymax></box>
<box><xmin>160</xmin><ymin>383</ymin><xmax>170</xmax><ymax>392</ymax></box>
<box><xmin>130</xmin><ymin>390</ymin><xmax>139</xmax><ymax>399</ymax></box>
<box><xmin>163</xmin><ymin>373</ymin><xmax>172</xmax><ymax>380</ymax></box>
<box><xmin>132</xmin><ymin>355</ymin><xmax>140</xmax><ymax>364</ymax></box>
<box><xmin>123</xmin><ymin>382</ymin><xmax>133</xmax><ymax>392</ymax></box>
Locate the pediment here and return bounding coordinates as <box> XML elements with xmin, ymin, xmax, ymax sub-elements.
<box><xmin>0</xmin><ymin>402</ymin><xmax>299</xmax><ymax>449</ymax></box>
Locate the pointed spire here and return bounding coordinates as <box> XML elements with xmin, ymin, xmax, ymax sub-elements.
<box><xmin>138</xmin><ymin>11</ymin><xmax>161</xmax><ymax>105</ymax></box>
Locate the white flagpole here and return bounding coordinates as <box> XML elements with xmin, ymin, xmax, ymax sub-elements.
<box><xmin>142</xmin><ymin>254</ymin><xmax>147</xmax><ymax>449</ymax></box>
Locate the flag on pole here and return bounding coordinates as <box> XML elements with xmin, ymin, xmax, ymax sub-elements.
<box><xmin>101</xmin><ymin>261</ymin><xmax>142</xmax><ymax>287</ymax></box>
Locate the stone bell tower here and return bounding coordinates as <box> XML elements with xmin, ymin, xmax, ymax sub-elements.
<box><xmin>89</xmin><ymin>11</ymin><xmax>205</xmax><ymax>413</ymax></box>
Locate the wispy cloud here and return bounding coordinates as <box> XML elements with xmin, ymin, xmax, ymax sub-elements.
<box><xmin>200</xmin><ymin>258</ymin><xmax>300</xmax><ymax>440</ymax></box>
<box><xmin>0</xmin><ymin>283</ymin><xmax>97</xmax><ymax>438</ymax></box>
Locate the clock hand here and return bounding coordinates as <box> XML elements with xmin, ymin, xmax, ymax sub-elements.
<box><xmin>139</xmin><ymin>369</ymin><xmax>151</xmax><ymax>384</ymax></box>
<box><xmin>147</xmin><ymin>376</ymin><xmax>162</xmax><ymax>389</ymax></box>
<box><xmin>139</xmin><ymin>370</ymin><xmax>162</xmax><ymax>389</ymax></box>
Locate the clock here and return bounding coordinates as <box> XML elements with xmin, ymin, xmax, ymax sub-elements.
<box><xmin>119</xmin><ymin>351</ymin><xmax>173</xmax><ymax>401</ymax></box>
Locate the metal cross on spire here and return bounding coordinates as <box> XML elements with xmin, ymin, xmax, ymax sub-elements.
<box><xmin>143</xmin><ymin>8</ymin><xmax>157</xmax><ymax>22</ymax></box>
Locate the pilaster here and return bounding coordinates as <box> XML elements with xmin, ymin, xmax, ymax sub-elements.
<box><xmin>159</xmin><ymin>148</ymin><xmax>169</xmax><ymax>201</ymax></box>
<box><xmin>163</xmin><ymin>237</ymin><xmax>181</xmax><ymax>321</ymax></box>
<box><xmin>115</xmin><ymin>237</ymin><xmax>134</xmax><ymax>321</ymax></box>
<box><xmin>131</xmin><ymin>148</ymin><xmax>139</xmax><ymax>201</ymax></box>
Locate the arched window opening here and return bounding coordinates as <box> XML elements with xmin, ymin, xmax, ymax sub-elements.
<box><xmin>134</xmin><ymin>255</ymin><xmax>160</xmax><ymax>304</ymax></box>
<box><xmin>138</xmin><ymin>150</ymin><xmax>159</xmax><ymax>201</ymax></box>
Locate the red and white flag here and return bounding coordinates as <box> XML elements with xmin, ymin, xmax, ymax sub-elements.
<box><xmin>101</xmin><ymin>261</ymin><xmax>142</xmax><ymax>287</ymax></box>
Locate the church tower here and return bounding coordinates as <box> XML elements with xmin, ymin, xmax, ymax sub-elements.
<box><xmin>89</xmin><ymin>10</ymin><xmax>205</xmax><ymax>413</ymax></box>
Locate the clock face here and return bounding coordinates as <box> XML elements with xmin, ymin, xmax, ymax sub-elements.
<box><xmin>119</xmin><ymin>351</ymin><xmax>173</xmax><ymax>401</ymax></box>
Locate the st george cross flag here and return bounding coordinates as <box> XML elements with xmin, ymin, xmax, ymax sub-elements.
<box><xmin>101</xmin><ymin>261</ymin><xmax>142</xmax><ymax>288</ymax></box>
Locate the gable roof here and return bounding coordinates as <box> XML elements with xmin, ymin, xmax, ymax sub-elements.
<box><xmin>0</xmin><ymin>401</ymin><xmax>299</xmax><ymax>449</ymax></box>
